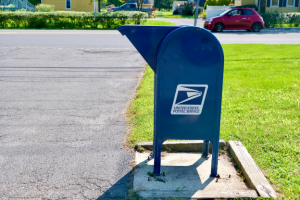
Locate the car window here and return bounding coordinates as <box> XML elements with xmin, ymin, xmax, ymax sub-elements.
<box><xmin>124</xmin><ymin>4</ymin><xmax>130</xmax><ymax>9</ymax></box>
<box><xmin>130</xmin><ymin>4</ymin><xmax>135</xmax><ymax>8</ymax></box>
<box><xmin>228</xmin><ymin>10</ymin><xmax>238</xmax><ymax>16</ymax></box>
<box><xmin>218</xmin><ymin>9</ymin><xmax>233</xmax><ymax>16</ymax></box>
<box><xmin>244</xmin><ymin>9</ymin><xmax>254</xmax><ymax>15</ymax></box>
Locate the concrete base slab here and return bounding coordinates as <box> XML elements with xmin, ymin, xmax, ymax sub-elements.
<box><xmin>134</xmin><ymin>152</ymin><xmax>258</xmax><ymax>199</ymax></box>
<box><xmin>136</xmin><ymin>140</ymin><xmax>226</xmax><ymax>152</ymax></box>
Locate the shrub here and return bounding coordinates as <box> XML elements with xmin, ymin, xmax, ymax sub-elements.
<box><xmin>15</xmin><ymin>8</ymin><xmax>27</xmax><ymax>12</ymax></box>
<box><xmin>260</xmin><ymin>12</ymin><xmax>300</xmax><ymax>28</ymax></box>
<box><xmin>173</xmin><ymin>10</ymin><xmax>179</xmax><ymax>15</ymax></box>
<box><xmin>203</xmin><ymin>11</ymin><xmax>207</xmax><ymax>19</ymax></box>
<box><xmin>35</xmin><ymin>4</ymin><xmax>55</xmax><ymax>12</ymax></box>
<box><xmin>0</xmin><ymin>11</ymin><xmax>148</xmax><ymax>29</ymax></box>
<box><xmin>182</xmin><ymin>2</ymin><xmax>193</xmax><ymax>16</ymax></box>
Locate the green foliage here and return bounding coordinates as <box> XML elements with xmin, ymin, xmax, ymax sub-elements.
<box><xmin>182</xmin><ymin>2</ymin><xmax>193</xmax><ymax>16</ymax></box>
<box><xmin>0</xmin><ymin>11</ymin><xmax>148</xmax><ymax>29</ymax></box>
<box><xmin>261</xmin><ymin>12</ymin><xmax>300</xmax><ymax>28</ymax></box>
<box><xmin>35</xmin><ymin>4</ymin><xmax>55</xmax><ymax>12</ymax></box>
<box><xmin>29</xmin><ymin>0</ymin><xmax>41</xmax><ymax>6</ymax></box>
<box><xmin>154</xmin><ymin>0</ymin><xmax>174</xmax><ymax>11</ymax></box>
<box><xmin>127</xmin><ymin>44</ymin><xmax>300</xmax><ymax>198</ymax></box>
<box><xmin>14</xmin><ymin>9</ymin><xmax>27</xmax><ymax>12</ymax></box>
<box><xmin>106</xmin><ymin>0</ymin><xmax>125</xmax><ymax>7</ymax></box>
<box><xmin>204</xmin><ymin>0</ymin><xmax>231</xmax><ymax>9</ymax></box>
<box><xmin>147</xmin><ymin>171</ymin><xmax>156</xmax><ymax>177</ymax></box>
<box><xmin>203</xmin><ymin>11</ymin><xmax>207</xmax><ymax>18</ymax></box>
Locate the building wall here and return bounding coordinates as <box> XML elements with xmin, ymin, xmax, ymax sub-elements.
<box><xmin>42</xmin><ymin>0</ymin><xmax>95</xmax><ymax>12</ymax></box>
<box><xmin>266</xmin><ymin>6</ymin><xmax>299</xmax><ymax>12</ymax></box>
<box><xmin>265</xmin><ymin>0</ymin><xmax>299</xmax><ymax>13</ymax></box>
<box><xmin>234</xmin><ymin>0</ymin><xmax>242</xmax><ymax>6</ymax></box>
<box><xmin>242</xmin><ymin>0</ymin><xmax>256</xmax><ymax>5</ymax></box>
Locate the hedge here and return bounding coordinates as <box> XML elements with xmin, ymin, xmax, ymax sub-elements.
<box><xmin>0</xmin><ymin>11</ymin><xmax>148</xmax><ymax>29</ymax></box>
<box><xmin>261</xmin><ymin>12</ymin><xmax>300</xmax><ymax>28</ymax></box>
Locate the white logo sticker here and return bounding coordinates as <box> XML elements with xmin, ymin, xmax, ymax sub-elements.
<box><xmin>171</xmin><ymin>84</ymin><xmax>208</xmax><ymax>115</ymax></box>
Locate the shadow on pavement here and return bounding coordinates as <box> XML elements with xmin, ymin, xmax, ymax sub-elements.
<box><xmin>96</xmin><ymin>156</ymin><xmax>215</xmax><ymax>199</ymax></box>
<box><xmin>97</xmin><ymin>169</ymin><xmax>134</xmax><ymax>200</ymax></box>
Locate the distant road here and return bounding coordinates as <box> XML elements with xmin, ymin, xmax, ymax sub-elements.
<box><xmin>149</xmin><ymin>18</ymin><xmax>300</xmax><ymax>44</ymax></box>
<box><xmin>1</xmin><ymin>28</ymin><xmax>300</xmax><ymax>47</ymax></box>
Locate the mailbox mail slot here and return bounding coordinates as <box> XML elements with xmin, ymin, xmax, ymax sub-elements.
<box><xmin>118</xmin><ymin>25</ymin><xmax>224</xmax><ymax>177</ymax></box>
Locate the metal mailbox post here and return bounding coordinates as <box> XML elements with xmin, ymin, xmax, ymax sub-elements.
<box><xmin>118</xmin><ymin>25</ymin><xmax>224</xmax><ymax>177</ymax></box>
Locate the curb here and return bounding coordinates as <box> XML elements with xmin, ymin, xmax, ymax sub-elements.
<box><xmin>136</xmin><ymin>140</ymin><xmax>226</xmax><ymax>152</ymax></box>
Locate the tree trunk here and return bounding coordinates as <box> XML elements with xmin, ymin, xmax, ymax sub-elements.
<box><xmin>98</xmin><ymin>0</ymin><xmax>100</xmax><ymax>12</ymax></box>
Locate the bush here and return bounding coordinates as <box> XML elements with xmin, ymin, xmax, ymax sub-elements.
<box><xmin>35</xmin><ymin>4</ymin><xmax>55</xmax><ymax>12</ymax></box>
<box><xmin>15</xmin><ymin>8</ymin><xmax>27</xmax><ymax>12</ymax></box>
<box><xmin>260</xmin><ymin>12</ymin><xmax>300</xmax><ymax>28</ymax></box>
<box><xmin>182</xmin><ymin>2</ymin><xmax>193</xmax><ymax>16</ymax></box>
<box><xmin>203</xmin><ymin>11</ymin><xmax>207</xmax><ymax>19</ymax></box>
<box><xmin>0</xmin><ymin>11</ymin><xmax>148</xmax><ymax>29</ymax></box>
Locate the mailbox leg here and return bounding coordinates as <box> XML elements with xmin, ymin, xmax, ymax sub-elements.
<box><xmin>210</xmin><ymin>140</ymin><xmax>219</xmax><ymax>177</ymax></box>
<box><xmin>153</xmin><ymin>141</ymin><xmax>163</xmax><ymax>176</ymax></box>
<box><xmin>202</xmin><ymin>140</ymin><xmax>209</xmax><ymax>158</ymax></box>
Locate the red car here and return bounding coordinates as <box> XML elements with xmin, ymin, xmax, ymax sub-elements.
<box><xmin>204</xmin><ymin>7</ymin><xmax>264</xmax><ymax>32</ymax></box>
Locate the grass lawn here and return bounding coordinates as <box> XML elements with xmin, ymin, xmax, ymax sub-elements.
<box><xmin>127</xmin><ymin>44</ymin><xmax>300</xmax><ymax>199</ymax></box>
<box><xmin>143</xmin><ymin>20</ymin><xmax>177</xmax><ymax>26</ymax></box>
<box><xmin>154</xmin><ymin>11</ymin><xmax>194</xmax><ymax>19</ymax></box>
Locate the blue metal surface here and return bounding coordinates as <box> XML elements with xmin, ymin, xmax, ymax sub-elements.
<box><xmin>118</xmin><ymin>25</ymin><xmax>224</xmax><ymax>177</ymax></box>
<box><xmin>118</xmin><ymin>25</ymin><xmax>180</xmax><ymax>72</ymax></box>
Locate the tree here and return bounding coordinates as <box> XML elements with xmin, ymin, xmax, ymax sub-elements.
<box><xmin>136</xmin><ymin>0</ymin><xmax>144</xmax><ymax>11</ymax></box>
<box><xmin>154</xmin><ymin>0</ymin><xmax>174</xmax><ymax>11</ymax></box>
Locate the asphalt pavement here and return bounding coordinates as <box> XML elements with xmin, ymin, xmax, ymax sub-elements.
<box><xmin>0</xmin><ymin>45</ymin><xmax>145</xmax><ymax>198</ymax></box>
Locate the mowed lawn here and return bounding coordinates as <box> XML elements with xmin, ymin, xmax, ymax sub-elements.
<box><xmin>127</xmin><ymin>45</ymin><xmax>300</xmax><ymax>198</ymax></box>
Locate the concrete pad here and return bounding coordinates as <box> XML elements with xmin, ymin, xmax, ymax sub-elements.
<box><xmin>133</xmin><ymin>152</ymin><xmax>258</xmax><ymax>199</ymax></box>
<box><xmin>136</xmin><ymin>140</ymin><xmax>226</xmax><ymax>152</ymax></box>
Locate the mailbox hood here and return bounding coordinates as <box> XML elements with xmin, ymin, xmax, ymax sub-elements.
<box><xmin>117</xmin><ymin>25</ymin><xmax>180</xmax><ymax>72</ymax></box>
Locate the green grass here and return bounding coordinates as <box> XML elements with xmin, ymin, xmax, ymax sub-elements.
<box><xmin>127</xmin><ymin>44</ymin><xmax>300</xmax><ymax>199</ymax></box>
<box><xmin>154</xmin><ymin>11</ymin><xmax>194</xmax><ymax>19</ymax></box>
<box><xmin>144</xmin><ymin>20</ymin><xmax>177</xmax><ymax>26</ymax></box>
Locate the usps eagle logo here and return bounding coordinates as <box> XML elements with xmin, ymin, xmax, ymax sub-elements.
<box><xmin>171</xmin><ymin>84</ymin><xmax>208</xmax><ymax>115</ymax></box>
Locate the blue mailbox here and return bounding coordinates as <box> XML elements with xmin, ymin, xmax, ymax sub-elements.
<box><xmin>118</xmin><ymin>25</ymin><xmax>224</xmax><ymax>177</ymax></box>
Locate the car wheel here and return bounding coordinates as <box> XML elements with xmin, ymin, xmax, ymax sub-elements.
<box><xmin>252</xmin><ymin>22</ymin><xmax>262</xmax><ymax>32</ymax></box>
<box><xmin>214</xmin><ymin>23</ymin><xmax>224</xmax><ymax>32</ymax></box>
